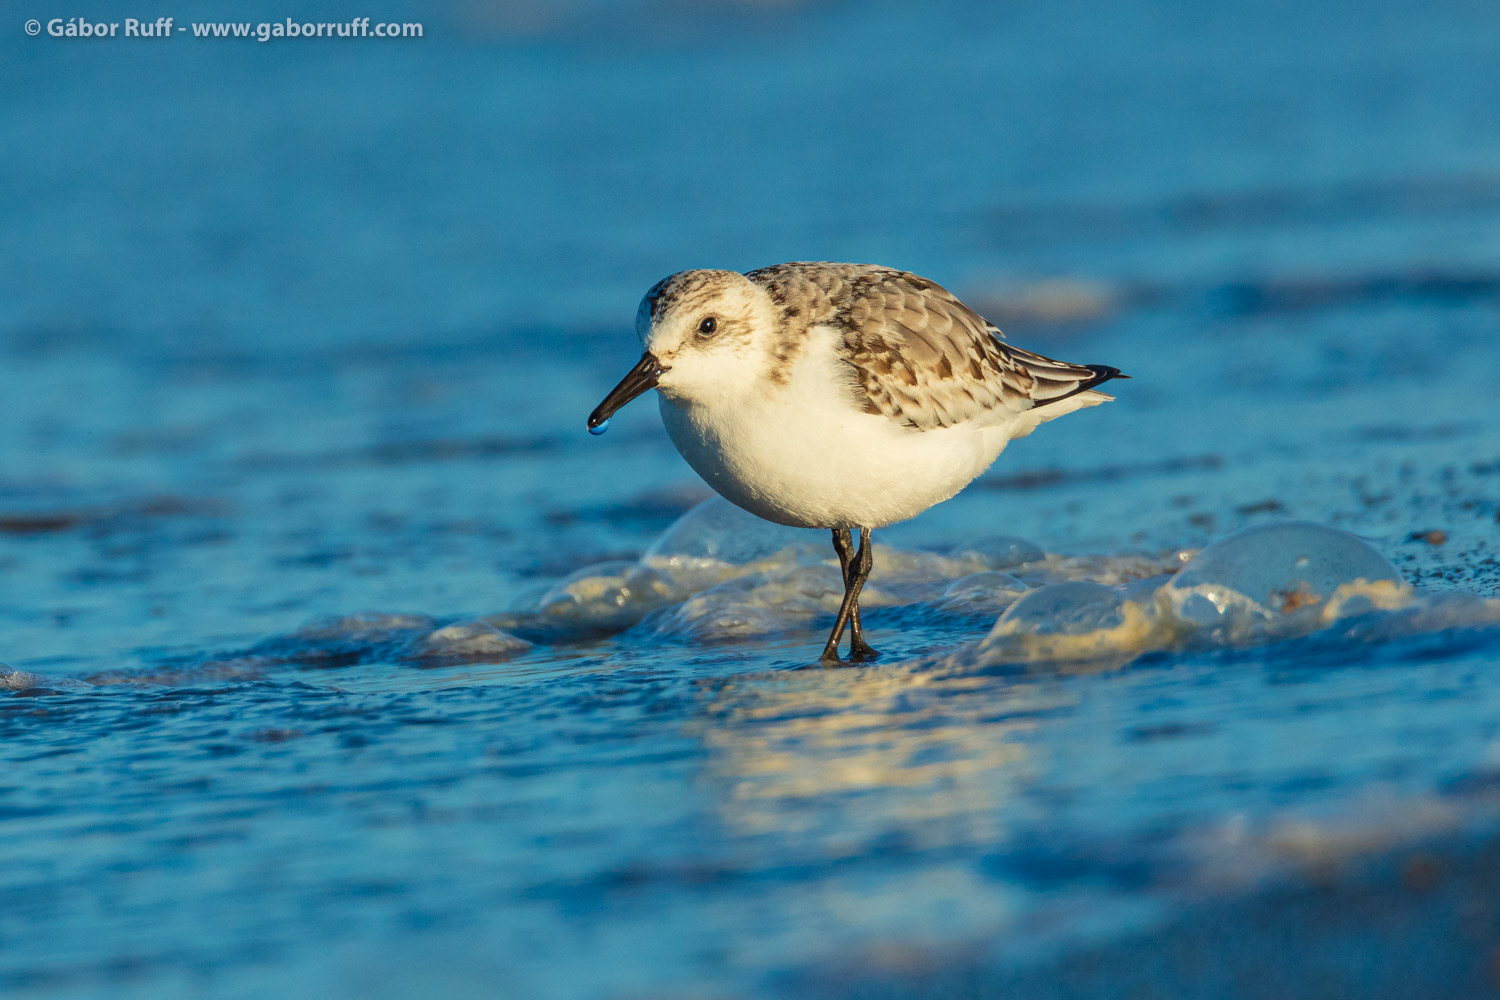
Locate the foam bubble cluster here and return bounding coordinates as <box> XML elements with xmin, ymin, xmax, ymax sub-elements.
<box><xmin>477</xmin><ymin>499</ymin><xmax>1170</xmax><ymax>653</ymax></box>
<box><xmin>244</xmin><ymin>611</ymin><xmax>531</xmax><ymax>669</ymax></box>
<box><xmin>201</xmin><ymin>500</ymin><xmax>1499</xmax><ymax>675</ymax></box>
<box><xmin>960</xmin><ymin>522</ymin><xmax>1440</xmax><ymax>670</ymax></box>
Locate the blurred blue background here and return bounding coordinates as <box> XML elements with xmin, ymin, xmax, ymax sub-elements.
<box><xmin>4</xmin><ymin>1</ymin><xmax>1500</xmax><ymax>998</ymax></box>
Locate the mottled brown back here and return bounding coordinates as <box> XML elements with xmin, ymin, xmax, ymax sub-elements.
<box><xmin>746</xmin><ymin>262</ymin><xmax>1121</xmax><ymax>430</ymax></box>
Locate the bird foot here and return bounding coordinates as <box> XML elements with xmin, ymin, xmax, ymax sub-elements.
<box><xmin>816</xmin><ymin>642</ymin><xmax>880</xmax><ymax>667</ymax></box>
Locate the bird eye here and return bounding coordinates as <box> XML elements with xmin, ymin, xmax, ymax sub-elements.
<box><xmin>697</xmin><ymin>316</ymin><xmax>718</xmax><ymax>337</ymax></box>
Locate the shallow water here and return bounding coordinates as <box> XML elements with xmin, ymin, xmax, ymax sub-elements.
<box><xmin>5</xmin><ymin>0</ymin><xmax>1500</xmax><ymax>997</ymax></box>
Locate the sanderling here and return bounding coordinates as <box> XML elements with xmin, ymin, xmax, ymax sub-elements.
<box><xmin>587</xmin><ymin>262</ymin><xmax>1127</xmax><ymax>664</ymax></box>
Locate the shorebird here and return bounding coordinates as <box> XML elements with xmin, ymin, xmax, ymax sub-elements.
<box><xmin>587</xmin><ymin>262</ymin><xmax>1126</xmax><ymax>664</ymax></box>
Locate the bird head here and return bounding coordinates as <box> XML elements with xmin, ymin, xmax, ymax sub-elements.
<box><xmin>588</xmin><ymin>269</ymin><xmax>775</xmax><ymax>431</ymax></box>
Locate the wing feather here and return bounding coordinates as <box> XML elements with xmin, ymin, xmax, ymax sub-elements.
<box><xmin>747</xmin><ymin>263</ymin><xmax>1124</xmax><ymax>431</ymax></box>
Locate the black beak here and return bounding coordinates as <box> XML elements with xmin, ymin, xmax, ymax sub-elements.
<box><xmin>587</xmin><ymin>352</ymin><xmax>665</xmax><ymax>431</ymax></box>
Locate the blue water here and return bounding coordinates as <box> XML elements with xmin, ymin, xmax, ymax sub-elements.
<box><xmin>4</xmin><ymin>1</ymin><xmax>1500</xmax><ymax>997</ymax></box>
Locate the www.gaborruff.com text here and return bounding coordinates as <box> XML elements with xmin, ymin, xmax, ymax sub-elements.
<box><xmin>33</xmin><ymin>17</ymin><xmax>424</xmax><ymax>41</ymax></box>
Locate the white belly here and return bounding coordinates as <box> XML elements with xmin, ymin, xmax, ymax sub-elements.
<box><xmin>657</xmin><ymin>350</ymin><xmax>1020</xmax><ymax>530</ymax></box>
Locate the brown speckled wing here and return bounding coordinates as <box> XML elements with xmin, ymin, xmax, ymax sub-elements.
<box><xmin>747</xmin><ymin>262</ymin><xmax>1119</xmax><ymax>431</ymax></box>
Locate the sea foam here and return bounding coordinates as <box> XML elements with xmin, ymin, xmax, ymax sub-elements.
<box><xmin>112</xmin><ymin>500</ymin><xmax>1500</xmax><ymax>676</ymax></box>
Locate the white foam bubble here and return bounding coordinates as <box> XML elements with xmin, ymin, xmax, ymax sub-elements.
<box><xmin>1161</xmin><ymin>522</ymin><xmax>1411</xmax><ymax>638</ymax></box>
<box><xmin>948</xmin><ymin>535</ymin><xmax>1045</xmax><ymax>570</ymax></box>
<box><xmin>2</xmin><ymin>666</ymin><xmax>46</xmax><ymax>691</ymax></box>
<box><xmin>527</xmin><ymin>561</ymin><xmax>682</xmax><ymax>632</ymax></box>
<box><xmin>416</xmin><ymin>620</ymin><xmax>531</xmax><ymax>663</ymax></box>
<box><xmin>644</xmin><ymin>562</ymin><xmax>851</xmax><ymax>641</ymax></box>
<box><xmin>936</xmin><ymin>571</ymin><xmax>1029</xmax><ymax>614</ymax></box>
<box><xmin>977</xmin><ymin>581</ymin><xmax>1162</xmax><ymax>665</ymax></box>
<box><xmin>642</xmin><ymin>498</ymin><xmax>818</xmax><ymax>581</ymax></box>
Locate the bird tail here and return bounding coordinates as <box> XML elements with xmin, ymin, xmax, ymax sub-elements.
<box><xmin>1002</xmin><ymin>344</ymin><xmax>1129</xmax><ymax>409</ymax></box>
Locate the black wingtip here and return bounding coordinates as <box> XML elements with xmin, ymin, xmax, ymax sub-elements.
<box><xmin>1077</xmin><ymin>364</ymin><xmax>1128</xmax><ymax>394</ymax></box>
<box><xmin>1030</xmin><ymin>364</ymin><xmax>1128</xmax><ymax>410</ymax></box>
<box><xmin>1084</xmin><ymin>365</ymin><xmax>1127</xmax><ymax>385</ymax></box>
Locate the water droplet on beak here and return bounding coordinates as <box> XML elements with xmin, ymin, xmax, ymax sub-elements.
<box><xmin>588</xmin><ymin>419</ymin><xmax>610</xmax><ymax>436</ymax></box>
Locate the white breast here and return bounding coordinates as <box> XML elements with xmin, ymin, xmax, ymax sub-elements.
<box><xmin>658</xmin><ymin>327</ymin><xmax>1025</xmax><ymax>529</ymax></box>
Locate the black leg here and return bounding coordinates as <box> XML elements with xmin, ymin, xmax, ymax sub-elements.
<box><xmin>821</xmin><ymin>527</ymin><xmax>880</xmax><ymax>665</ymax></box>
<box><xmin>847</xmin><ymin>528</ymin><xmax>880</xmax><ymax>662</ymax></box>
<box><xmin>832</xmin><ymin>528</ymin><xmax>855</xmax><ymax>583</ymax></box>
<box><xmin>833</xmin><ymin>528</ymin><xmax>871</xmax><ymax>653</ymax></box>
<box><xmin>822</xmin><ymin>529</ymin><xmax>856</xmax><ymax>663</ymax></box>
